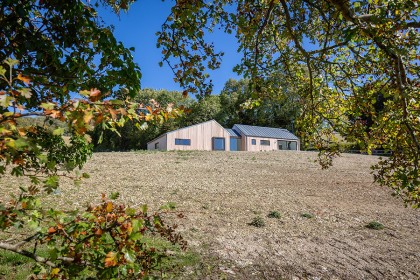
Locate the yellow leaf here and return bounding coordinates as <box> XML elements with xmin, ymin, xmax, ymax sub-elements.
<box><xmin>17</xmin><ymin>73</ymin><xmax>31</xmax><ymax>85</ymax></box>
<box><xmin>51</xmin><ymin>268</ymin><xmax>60</xmax><ymax>276</ymax></box>
<box><xmin>106</xmin><ymin>201</ymin><xmax>113</xmax><ymax>213</ymax></box>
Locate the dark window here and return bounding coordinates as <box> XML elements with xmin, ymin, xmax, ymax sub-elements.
<box><xmin>155</xmin><ymin>142</ymin><xmax>159</xmax><ymax>149</ymax></box>
<box><xmin>251</xmin><ymin>139</ymin><xmax>256</xmax><ymax>145</ymax></box>
<box><xmin>278</xmin><ymin>140</ymin><xmax>297</xmax><ymax>150</ymax></box>
<box><xmin>230</xmin><ymin>137</ymin><xmax>241</xmax><ymax>151</ymax></box>
<box><xmin>212</xmin><ymin>137</ymin><xmax>225</xmax><ymax>151</ymax></box>
<box><xmin>175</xmin><ymin>138</ymin><xmax>191</xmax><ymax>145</ymax></box>
<box><xmin>260</xmin><ymin>140</ymin><xmax>270</xmax><ymax>146</ymax></box>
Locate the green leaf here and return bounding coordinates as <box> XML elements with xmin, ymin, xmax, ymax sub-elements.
<box><xmin>0</xmin><ymin>95</ymin><xmax>12</xmax><ymax>108</ymax></box>
<box><xmin>4</xmin><ymin>58</ymin><xmax>19</xmax><ymax>67</ymax></box>
<box><xmin>0</xmin><ymin>66</ymin><xmax>6</xmax><ymax>77</ymax></box>
<box><xmin>40</xmin><ymin>102</ymin><xmax>55</xmax><ymax>110</ymax></box>
<box><xmin>124</xmin><ymin>250</ymin><xmax>136</xmax><ymax>263</ymax></box>
<box><xmin>53</xmin><ymin>127</ymin><xmax>65</xmax><ymax>135</ymax></box>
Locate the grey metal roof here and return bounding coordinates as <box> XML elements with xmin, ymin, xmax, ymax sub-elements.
<box><xmin>233</xmin><ymin>124</ymin><xmax>298</xmax><ymax>140</ymax></box>
<box><xmin>225</xmin><ymin>128</ymin><xmax>241</xmax><ymax>137</ymax></box>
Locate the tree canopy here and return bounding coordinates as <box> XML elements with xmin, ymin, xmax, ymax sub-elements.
<box><xmin>158</xmin><ymin>0</ymin><xmax>420</xmax><ymax>207</ymax></box>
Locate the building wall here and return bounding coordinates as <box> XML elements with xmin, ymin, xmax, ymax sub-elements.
<box><xmin>244</xmin><ymin>136</ymin><xmax>300</xmax><ymax>151</ymax></box>
<box><xmin>148</xmin><ymin>120</ymin><xmax>231</xmax><ymax>151</ymax></box>
<box><xmin>147</xmin><ymin>134</ymin><xmax>167</xmax><ymax>150</ymax></box>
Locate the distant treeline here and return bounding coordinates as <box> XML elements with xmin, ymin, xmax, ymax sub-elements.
<box><xmin>91</xmin><ymin>78</ymin><xmax>300</xmax><ymax>151</ymax></box>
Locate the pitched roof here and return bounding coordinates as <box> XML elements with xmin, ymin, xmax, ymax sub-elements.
<box><xmin>225</xmin><ymin>128</ymin><xmax>241</xmax><ymax>137</ymax></box>
<box><xmin>147</xmin><ymin>119</ymin><xmax>223</xmax><ymax>144</ymax></box>
<box><xmin>233</xmin><ymin>124</ymin><xmax>298</xmax><ymax>140</ymax></box>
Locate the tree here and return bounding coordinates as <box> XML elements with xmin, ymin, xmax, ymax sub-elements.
<box><xmin>158</xmin><ymin>0</ymin><xmax>420</xmax><ymax>207</ymax></box>
<box><xmin>0</xmin><ymin>1</ymin><xmax>184</xmax><ymax>278</ymax></box>
<box><xmin>92</xmin><ymin>88</ymin><xmax>193</xmax><ymax>151</ymax></box>
<box><xmin>218</xmin><ymin>77</ymin><xmax>300</xmax><ymax>130</ymax></box>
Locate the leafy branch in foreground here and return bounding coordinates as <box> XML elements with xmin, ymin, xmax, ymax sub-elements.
<box><xmin>0</xmin><ymin>58</ymin><xmax>183</xmax><ymax>278</ymax></box>
<box><xmin>0</xmin><ymin>191</ymin><xmax>187</xmax><ymax>279</ymax></box>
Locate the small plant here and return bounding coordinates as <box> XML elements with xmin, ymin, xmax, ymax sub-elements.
<box><xmin>365</xmin><ymin>221</ymin><xmax>384</xmax><ymax>230</ymax></box>
<box><xmin>160</xmin><ymin>201</ymin><xmax>177</xmax><ymax>210</ymax></box>
<box><xmin>301</xmin><ymin>213</ymin><xmax>314</xmax><ymax>219</ymax></box>
<box><xmin>267</xmin><ymin>211</ymin><xmax>281</xmax><ymax>219</ymax></box>
<box><xmin>251</xmin><ymin>156</ymin><xmax>256</xmax><ymax>160</ymax></box>
<box><xmin>248</xmin><ymin>216</ymin><xmax>265</xmax><ymax>227</ymax></box>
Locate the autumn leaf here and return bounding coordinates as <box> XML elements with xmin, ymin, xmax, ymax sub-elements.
<box><xmin>50</xmin><ymin>268</ymin><xmax>60</xmax><ymax>276</ymax></box>
<box><xmin>104</xmin><ymin>251</ymin><xmax>118</xmax><ymax>267</ymax></box>
<box><xmin>89</xmin><ymin>88</ymin><xmax>101</xmax><ymax>97</ymax></box>
<box><xmin>109</xmin><ymin>108</ymin><xmax>117</xmax><ymax>120</ymax></box>
<box><xmin>17</xmin><ymin>73</ymin><xmax>31</xmax><ymax>85</ymax></box>
<box><xmin>95</xmin><ymin>228</ymin><xmax>103</xmax><ymax>235</ymax></box>
<box><xmin>48</xmin><ymin>227</ymin><xmax>56</xmax><ymax>234</ymax></box>
<box><xmin>106</xmin><ymin>201</ymin><xmax>113</xmax><ymax>213</ymax></box>
<box><xmin>18</xmin><ymin>88</ymin><xmax>32</xmax><ymax>98</ymax></box>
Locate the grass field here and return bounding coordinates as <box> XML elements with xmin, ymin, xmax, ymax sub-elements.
<box><xmin>1</xmin><ymin>150</ymin><xmax>420</xmax><ymax>279</ymax></box>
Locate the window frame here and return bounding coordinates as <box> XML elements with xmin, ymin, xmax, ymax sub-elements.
<box><xmin>175</xmin><ymin>138</ymin><xmax>191</xmax><ymax>146</ymax></box>
<box><xmin>260</xmin><ymin>139</ymin><xmax>270</xmax><ymax>146</ymax></box>
<box><xmin>251</xmin><ymin>139</ymin><xmax>256</xmax><ymax>145</ymax></box>
<box><xmin>212</xmin><ymin>137</ymin><xmax>225</xmax><ymax>151</ymax></box>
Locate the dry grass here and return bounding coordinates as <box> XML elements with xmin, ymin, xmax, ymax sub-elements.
<box><xmin>1</xmin><ymin>150</ymin><xmax>420</xmax><ymax>279</ymax></box>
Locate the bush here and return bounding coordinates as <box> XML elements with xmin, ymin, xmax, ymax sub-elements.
<box><xmin>365</xmin><ymin>221</ymin><xmax>384</xmax><ymax>230</ymax></box>
<box><xmin>248</xmin><ymin>216</ymin><xmax>265</xmax><ymax>228</ymax></box>
<box><xmin>267</xmin><ymin>211</ymin><xmax>281</xmax><ymax>219</ymax></box>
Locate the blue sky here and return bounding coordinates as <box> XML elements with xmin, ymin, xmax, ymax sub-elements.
<box><xmin>99</xmin><ymin>0</ymin><xmax>242</xmax><ymax>94</ymax></box>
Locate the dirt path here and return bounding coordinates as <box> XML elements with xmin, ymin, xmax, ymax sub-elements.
<box><xmin>2</xmin><ymin>150</ymin><xmax>419</xmax><ymax>279</ymax></box>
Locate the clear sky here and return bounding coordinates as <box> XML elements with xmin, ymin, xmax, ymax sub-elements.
<box><xmin>99</xmin><ymin>0</ymin><xmax>242</xmax><ymax>94</ymax></box>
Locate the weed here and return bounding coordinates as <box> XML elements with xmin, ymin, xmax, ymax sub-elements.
<box><xmin>267</xmin><ymin>211</ymin><xmax>281</xmax><ymax>219</ymax></box>
<box><xmin>365</xmin><ymin>221</ymin><xmax>384</xmax><ymax>230</ymax></box>
<box><xmin>251</xmin><ymin>156</ymin><xmax>256</xmax><ymax>160</ymax></box>
<box><xmin>301</xmin><ymin>213</ymin><xmax>314</xmax><ymax>219</ymax></box>
<box><xmin>171</xmin><ymin>189</ymin><xmax>179</xmax><ymax>195</ymax></box>
<box><xmin>202</xmin><ymin>204</ymin><xmax>210</xmax><ymax>210</ymax></box>
<box><xmin>160</xmin><ymin>201</ymin><xmax>176</xmax><ymax>210</ymax></box>
<box><xmin>248</xmin><ymin>216</ymin><xmax>265</xmax><ymax>227</ymax></box>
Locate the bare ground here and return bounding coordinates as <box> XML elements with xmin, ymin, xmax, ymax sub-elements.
<box><xmin>2</xmin><ymin>150</ymin><xmax>420</xmax><ymax>279</ymax></box>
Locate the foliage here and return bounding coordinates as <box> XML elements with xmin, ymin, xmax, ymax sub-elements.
<box><xmin>91</xmin><ymin>88</ymin><xmax>192</xmax><ymax>151</ymax></box>
<box><xmin>0</xmin><ymin>0</ymin><xmax>185</xmax><ymax>277</ymax></box>
<box><xmin>267</xmin><ymin>211</ymin><xmax>281</xmax><ymax>219</ymax></box>
<box><xmin>248</xmin><ymin>216</ymin><xmax>265</xmax><ymax>228</ymax></box>
<box><xmin>218</xmin><ymin>78</ymin><xmax>300</xmax><ymax>130</ymax></box>
<box><xmin>365</xmin><ymin>221</ymin><xmax>385</xmax><ymax>230</ymax></box>
<box><xmin>158</xmin><ymin>0</ymin><xmax>420</xmax><ymax>207</ymax></box>
<box><xmin>300</xmin><ymin>213</ymin><xmax>314</xmax><ymax>219</ymax></box>
<box><xmin>1</xmin><ymin>191</ymin><xmax>186</xmax><ymax>279</ymax></box>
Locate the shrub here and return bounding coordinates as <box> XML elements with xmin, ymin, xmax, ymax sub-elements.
<box><xmin>365</xmin><ymin>221</ymin><xmax>384</xmax><ymax>230</ymax></box>
<box><xmin>248</xmin><ymin>216</ymin><xmax>265</xmax><ymax>228</ymax></box>
<box><xmin>267</xmin><ymin>211</ymin><xmax>281</xmax><ymax>219</ymax></box>
<box><xmin>301</xmin><ymin>213</ymin><xmax>314</xmax><ymax>219</ymax></box>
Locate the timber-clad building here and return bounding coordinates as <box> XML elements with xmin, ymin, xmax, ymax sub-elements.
<box><xmin>147</xmin><ymin>120</ymin><xmax>299</xmax><ymax>151</ymax></box>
